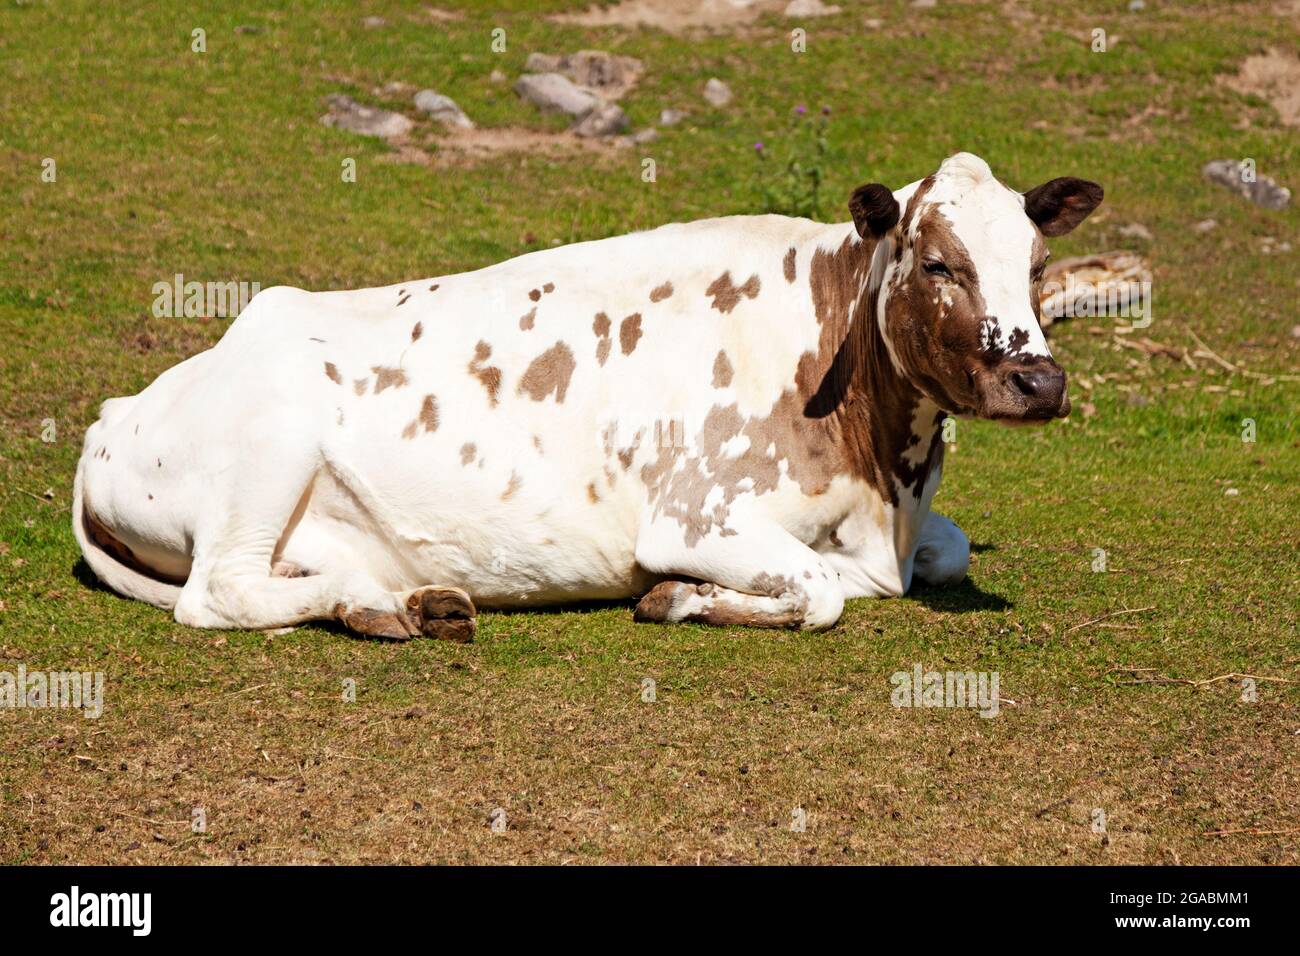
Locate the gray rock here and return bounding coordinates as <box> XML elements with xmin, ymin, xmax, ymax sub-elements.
<box><xmin>321</xmin><ymin>94</ymin><xmax>413</xmax><ymax>139</ymax></box>
<box><xmin>659</xmin><ymin>108</ymin><xmax>687</xmax><ymax>126</ymax></box>
<box><xmin>1118</xmin><ymin>222</ymin><xmax>1153</xmax><ymax>241</ymax></box>
<box><xmin>361</xmin><ymin>16</ymin><xmax>386</xmax><ymax>28</ymax></box>
<box><xmin>1203</xmin><ymin>159</ymin><xmax>1291</xmax><ymax>210</ymax></box>
<box><xmin>784</xmin><ymin>0</ymin><xmax>841</xmax><ymax>16</ymax></box>
<box><xmin>524</xmin><ymin>52</ymin><xmax>562</xmax><ymax>73</ymax></box>
<box><xmin>630</xmin><ymin>127</ymin><xmax>659</xmax><ymax>145</ymax></box>
<box><xmin>515</xmin><ymin>72</ymin><xmax>600</xmax><ymax>119</ymax></box>
<box><xmin>524</xmin><ymin>50</ymin><xmax>642</xmax><ymax>100</ymax></box>
<box><xmin>1192</xmin><ymin>218</ymin><xmax>1218</xmax><ymax>233</ymax></box>
<box><xmin>572</xmin><ymin>103</ymin><xmax>629</xmax><ymax>138</ymax></box>
<box><xmin>703</xmin><ymin>78</ymin><xmax>732</xmax><ymax>107</ymax></box>
<box><xmin>414</xmin><ymin>90</ymin><xmax>474</xmax><ymax>129</ymax></box>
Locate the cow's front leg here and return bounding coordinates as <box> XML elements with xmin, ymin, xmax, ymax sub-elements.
<box><xmin>910</xmin><ymin>511</ymin><xmax>970</xmax><ymax>587</ymax></box>
<box><xmin>633</xmin><ymin>515</ymin><xmax>845</xmax><ymax>630</ymax></box>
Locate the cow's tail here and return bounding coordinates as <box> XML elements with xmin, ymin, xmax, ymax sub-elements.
<box><xmin>72</xmin><ymin>451</ymin><xmax>183</xmax><ymax>611</ymax></box>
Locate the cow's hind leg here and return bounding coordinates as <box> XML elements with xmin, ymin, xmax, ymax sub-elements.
<box><xmin>173</xmin><ymin>450</ymin><xmax>475</xmax><ymax>640</ymax></box>
<box><xmin>184</xmin><ymin>543</ymin><xmax>477</xmax><ymax>641</ymax></box>
<box><xmin>633</xmin><ymin>514</ymin><xmax>845</xmax><ymax>631</ymax></box>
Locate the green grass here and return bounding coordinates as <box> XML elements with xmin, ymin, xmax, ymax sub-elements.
<box><xmin>0</xmin><ymin>0</ymin><xmax>1297</xmax><ymax>864</ymax></box>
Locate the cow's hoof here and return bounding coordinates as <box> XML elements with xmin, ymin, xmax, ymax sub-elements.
<box><xmin>633</xmin><ymin>580</ymin><xmax>690</xmax><ymax>622</ymax></box>
<box><xmin>336</xmin><ymin>604</ymin><xmax>419</xmax><ymax>641</ymax></box>
<box><xmin>406</xmin><ymin>586</ymin><xmax>476</xmax><ymax>643</ymax></box>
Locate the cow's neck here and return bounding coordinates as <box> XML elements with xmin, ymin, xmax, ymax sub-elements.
<box><xmin>804</xmin><ymin>227</ymin><xmax>946</xmax><ymax>554</ymax></box>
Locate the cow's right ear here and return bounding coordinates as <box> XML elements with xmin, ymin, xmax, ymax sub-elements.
<box><xmin>849</xmin><ymin>183</ymin><xmax>900</xmax><ymax>239</ymax></box>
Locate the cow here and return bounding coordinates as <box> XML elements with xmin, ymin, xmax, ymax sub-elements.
<box><xmin>72</xmin><ymin>152</ymin><xmax>1102</xmax><ymax>640</ymax></box>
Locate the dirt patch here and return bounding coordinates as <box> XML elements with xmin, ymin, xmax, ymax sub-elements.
<box><xmin>379</xmin><ymin>126</ymin><xmax>619</xmax><ymax>169</ymax></box>
<box><xmin>1222</xmin><ymin>48</ymin><xmax>1300</xmax><ymax>127</ymax></box>
<box><xmin>553</xmin><ymin>0</ymin><xmax>790</xmax><ymax>33</ymax></box>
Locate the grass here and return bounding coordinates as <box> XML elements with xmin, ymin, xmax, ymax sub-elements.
<box><xmin>0</xmin><ymin>0</ymin><xmax>1297</xmax><ymax>864</ymax></box>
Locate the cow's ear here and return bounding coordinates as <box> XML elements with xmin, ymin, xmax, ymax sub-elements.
<box><xmin>1022</xmin><ymin>177</ymin><xmax>1104</xmax><ymax>237</ymax></box>
<box><xmin>849</xmin><ymin>183</ymin><xmax>900</xmax><ymax>239</ymax></box>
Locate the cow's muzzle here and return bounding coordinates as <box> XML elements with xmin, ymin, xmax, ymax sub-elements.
<box><xmin>977</xmin><ymin>357</ymin><xmax>1069</xmax><ymax>422</ymax></box>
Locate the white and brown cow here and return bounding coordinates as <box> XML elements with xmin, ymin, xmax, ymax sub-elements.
<box><xmin>73</xmin><ymin>153</ymin><xmax>1102</xmax><ymax>639</ymax></box>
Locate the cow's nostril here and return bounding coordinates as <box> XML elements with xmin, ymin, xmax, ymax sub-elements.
<box><xmin>1006</xmin><ymin>365</ymin><xmax>1065</xmax><ymax>405</ymax></box>
<box><xmin>1009</xmin><ymin>369</ymin><xmax>1041</xmax><ymax>397</ymax></box>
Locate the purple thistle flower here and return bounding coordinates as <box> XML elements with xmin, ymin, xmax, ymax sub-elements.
<box><xmin>822</xmin><ymin>105</ymin><xmax>831</xmax><ymax>115</ymax></box>
<box><xmin>795</xmin><ymin>104</ymin><xmax>807</xmax><ymax>115</ymax></box>
<box><xmin>754</xmin><ymin>141</ymin><xmax>764</xmax><ymax>152</ymax></box>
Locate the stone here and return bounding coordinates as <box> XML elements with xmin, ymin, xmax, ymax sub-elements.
<box><xmin>784</xmin><ymin>0</ymin><xmax>841</xmax><ymax>16</ymax></box>
<box><xmin>703</xmin><ymin>78</ymin><xmax>732</xmax><ymax>107</ymax></box>
<box><xmin>515</xmin><ymin>72</ymin><xmax>600</xmax><ymax>118</ymax></box>
<box><xmin>523</xmin><ymin>50</ymin><xmax>642</xmax><ymax>100</ymax></box>
<box><xmin>572</xmin><ymin>103</ymin><xmax>629</xmax><ymax>138</ymax></box>
<box><xmin>414</xmin><ymin>90</ymin><xmax>474</xmax><ymax>129</ymax></box>
<box><xmin>1203</xmin><ymin>159</ymin><xmax>1291</xmax><ymax>210</ymax></box>
<box><xmin>321</xmin><ymin>94</ymin><xmax>413</xmax><ymax>139</ymax></box>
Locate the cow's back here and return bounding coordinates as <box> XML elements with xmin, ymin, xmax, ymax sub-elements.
<box><xmin>85</xmin><ymin>215</ymin><xmax>858</xmax><ymax>608</ymax></box>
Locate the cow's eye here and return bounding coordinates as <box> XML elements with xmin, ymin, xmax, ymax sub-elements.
<box><xmin>923</xmin><ymin>260</ymin><xmax>953</xmax><ymax>279</ymax></box>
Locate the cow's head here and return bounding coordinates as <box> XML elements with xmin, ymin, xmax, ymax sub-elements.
<box><xmin>850</xmin><ymin>152</ymin><xmax>1102</xmax><ymax>422</ymax></box>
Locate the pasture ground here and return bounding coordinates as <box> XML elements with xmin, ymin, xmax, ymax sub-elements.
<box><xmin>0</xmin><ymin>0</ymin><xmax>1296</xmax><ymax>864</ymax></box>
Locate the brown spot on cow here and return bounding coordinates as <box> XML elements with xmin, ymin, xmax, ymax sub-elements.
<box><xmin>593</xmin><ymin>312</ymin><xmax>612</xmax><ymax>366</ymax></box>
<box><xmin>517</xmin><ymin>342</ymin><xmax>576</xmax><ymax>403</ymax></box>
<box><xmin>783</xmin><ymin>247</ymin><xmax>797</xmax><ymax>283</ymax></box>
<box><xmin>532</xmin><ymin>435</ymin><xmax>544</xmax><ymax>454</ymax></box>
<box><xmin>460</xmin><ymin>442</ymin><xmax>476</xmax><ymax>465</ymax></box>
<box><xmin>529</xmin><ymin>288</ymin><xmax>541</xmax><ymax>301</ymax></box>
<box><xmin>468</xmin><ymin>341</ymin><xmax>502</xmax><ymax>407</ymax></box>
<box><xmin>619</xmin><ymin>313</ymin><xmax>642</xmax><ymax>355</ymax></box>
<box><xmin>372</xmin><ymin>366</ymin><xmax>409</xmax><ymax>393</ymax></box>
<box><xmin>399</xmin><ymin>396</ymin><xmax>437</xmax><ymax>439</ymax></box>
<box><xmin>397</xmin><ymin>293</ymin><xmax>411</xmax><ymax>307</ymax></box>
<box><xmin>649</xmin><ymin>281</ymin><xmax>673</xmax><ymax>302</ymax></box>
<box><xmin>711</xmin><ymin>350</ymin><xmax>733</xmax><ymax>388</ymax></box>
<box><xmin>353</xmin><ymin>378</ymin><xmax>368</xmax><ymax>396</ymax></box>
<box><xmin>501</xmin><ymin>471</ymin><xmax>522</xmax><ymax>500</ymax></box>
<box><xmin>418</xmin><ymin>394</ymin><xmax>439</xmax><ymax>432</ymax></box>
<box><xmin>429</xmin><ymin>283</ymin><xmax>440</xmax><ymax>292</ymax></box>
<box><xmin>705</xmin><ymin>271</ymin><xmax>761</xmax><ymax>313</ymax></box>
<box><xmin>587</xmin><ymin>481</ymin><xmax>600</xmax><ymax>504</ymax></box>
<box><xmin>519</xmin><ymin>308</ymin><xmax>536</xmax><ymax>331</ymax></box>
<box><xmin>411</xmin><ymin>321</ymin><xmax>423</xmax><ymax>342</ymax></box>
<box><xmin>543</xmin><ymin>282</ymin><xmax>554</xmax><ymax>294</ymax></box>
<box><xmin>324</xmin><ymin>362</ymin><xmax>342</xmax><ymax>385</ymax></box>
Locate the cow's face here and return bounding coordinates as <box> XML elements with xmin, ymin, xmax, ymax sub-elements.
<box><xmin>850</xmin><ymin>153</ymin><xmax>1103</xmax><ymax>422</ymax></box>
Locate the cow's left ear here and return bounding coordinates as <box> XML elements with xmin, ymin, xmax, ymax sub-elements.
<box><xmin>849</xmin><ymin>183</ymin><xmax>900</xmax><ymax>239</ymax></box>
<box><xmin>1022</xmin><ymin>177</ymin><xmax>1104</xmax><ymax>237</ymax></box>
